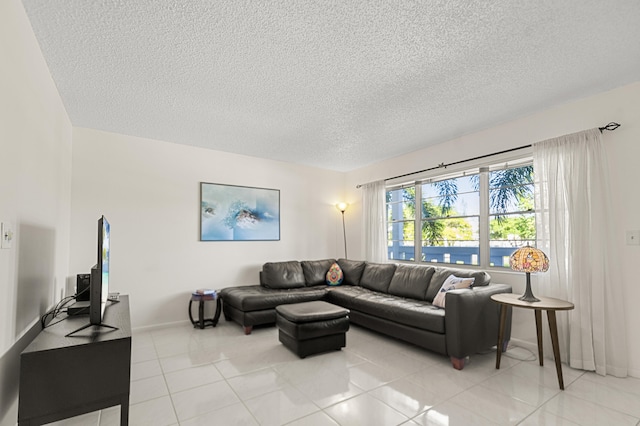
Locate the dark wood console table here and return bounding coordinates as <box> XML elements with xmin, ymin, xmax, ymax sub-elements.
<box><xmin>18</xmin><ymin>295</ymin><xmax>132</xmax><ymax>425</ymax></box>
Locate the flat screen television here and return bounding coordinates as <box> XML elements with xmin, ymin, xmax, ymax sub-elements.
<box><xmin>66</xmin><ymin>215</ymin><xmax>118</xmax><ymax>336</ymax></box>
<box><xmin>90</xmin><ymin>215</ymin><xmax>110</xmax><ymax>325</ymax></box>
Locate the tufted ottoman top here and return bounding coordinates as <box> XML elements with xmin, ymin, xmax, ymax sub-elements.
<box><xmin>276</xmin><ymin>301</ymin><xmax>349</xmax><ymax>323</ymax></box>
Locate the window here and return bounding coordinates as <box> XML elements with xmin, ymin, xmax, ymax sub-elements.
<box><xmin>386</xmin><ymin>187</ymin><xmax>416</xmax><ymax>261</ymax></box>
<box><xmin>386</xmin><ymin>160</ymin><xmax>535</xmax><ymax>268</ymax></box>
<box><xmin>421</xmin><ymin>175</ymin><xmax>480</xmax><ymax>265</ymax></box>
<box><xmin>488</xmin><ymin>165</ymin><xmax>534</xmax><ymax>267</ymax></box>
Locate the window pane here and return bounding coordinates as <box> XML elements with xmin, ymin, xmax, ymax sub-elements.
<box><xmin>421</xmin><ymin>217</ymin><xmax>479</xmax><ymax>265</ymax></box>
<box><xmin>489</xmin><ymin>184</ymin><xmax>534</xmax><ymax>214</ymax></box>
<box><xmin>421</xmin><ymin>175</ymin><xmax>479</xmax><ymax>217</ymax></box>
<box><xmin>387</xmin><ymin>188</ymin><xmax>415</xmax><ymax>221</ymax></box>
<box><xmin>489</xmin><ymin>165</ymin><xmax>535</xmax><ymax>267</ymax></box>
<box><xmin>489</xmin><ymin>165</ymin><xmax>534</xmax><ymax>215</ymax></box>
<box><xmin>423</xmin><ymin>191</ymin><xmax>480</xmax><ymax>217</ymax></box>
<box><xmin>421</xmin><ymin>244</ymin><xmax>480</xmax><ymax>265</ymax></box>
<box><xmin>387</xmin><ymin>221</ymin><xmax>414</xmax><ymax>240</ymax></box>
<box><xmin>387</xmin><ymin>201</ymin><xmax>416</xmax><ymax>221</ymax></box>
<box><xmin>388</xmin><ymin>240</ymin><xmax>415</xmax><ymax>260</ymax></box>
<box><xmin>489</xmin><ymin>212</ymin><xmax>535</xmax><ymax>267</ymax></box>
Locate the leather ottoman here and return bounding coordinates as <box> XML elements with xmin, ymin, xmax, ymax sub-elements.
<box><xmin>276</xmin><ymin>301</ymin><xmax>349</xmax><ymax>358</ymax></box>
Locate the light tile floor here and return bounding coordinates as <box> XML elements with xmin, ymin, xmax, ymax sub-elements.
<box><xmin>49</xmin><ymin>321</ymin><xmax>640</xmax><ymax>426</ymax></box>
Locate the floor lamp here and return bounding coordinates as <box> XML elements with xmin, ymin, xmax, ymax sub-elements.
<box><xmin>336</xmin><ymin>203</ymin><xmax>348</xmax><ymax>259</ymax></box>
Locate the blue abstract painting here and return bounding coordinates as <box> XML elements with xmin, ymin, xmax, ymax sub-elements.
<box><xmin>200</xmin><ymin>182</ymin><xmax>280</xmax><ymax>241</ymax></box>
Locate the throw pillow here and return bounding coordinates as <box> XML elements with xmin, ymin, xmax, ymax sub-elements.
<box><xmin>326</xmin><ymin>262</ymin><xmax>344</xmax><ymax>286</ymax></box>
<box><xmin>432</xmin><ymin>274</ymin><xmax>474</xmax><ymax>308</ymax></box>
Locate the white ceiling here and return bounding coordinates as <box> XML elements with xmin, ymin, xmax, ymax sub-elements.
<box><xmin>22</xmin><ymin>1</ymin><xmax>640</xmax><ymax>172</ymax></box>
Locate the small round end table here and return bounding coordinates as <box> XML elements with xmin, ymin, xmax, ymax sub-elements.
<box><xmin>491</xmin><ymin>292</ymin><xmax>574</xmax><ymax>390</ymax></box>
<box><xmin>189</xmin><ymin>291</ymin><xmax>222</xmax><ymax>329</ymax></box>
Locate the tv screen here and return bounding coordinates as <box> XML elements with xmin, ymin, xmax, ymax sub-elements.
<box><xmin>90</xmin><ymin>215</ymin><xmax>110</xmax><ymax>325</ymax></box>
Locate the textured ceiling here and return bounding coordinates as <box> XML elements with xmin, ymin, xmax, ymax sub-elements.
<box><xmin>22</xmin><ymin>0</ymin><xmax>640</xmax><ymax>172</ymax></box>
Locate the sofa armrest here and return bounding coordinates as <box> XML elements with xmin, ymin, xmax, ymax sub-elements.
<box><xmin>444</xmin><ymin>283</ymin><xmax>512</xmax><ymax>359</ymax></box>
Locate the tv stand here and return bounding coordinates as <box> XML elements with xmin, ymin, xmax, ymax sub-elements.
<box><xmin>19</xmin><ymin>296</ymin><xmax>131</xmax><ymax>425</ymax></box>
<box><xmin>65</xmin><ymin>321</ymin><xmax>119</xmax><ymax>337</ymax></box>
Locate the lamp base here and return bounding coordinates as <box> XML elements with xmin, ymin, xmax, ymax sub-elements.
<box><xmin>518</xmin><ymin>293</ymin><xmax>541</xmax><ymax>303</ymax></box>
<box><xmin>518</xmin><ymin>273</ymin><xmax>540</xmax><ymax>303</ymax></box>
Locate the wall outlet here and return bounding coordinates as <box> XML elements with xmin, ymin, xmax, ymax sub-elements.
<box><xmin>1</xmin><ymin>222</ymin><xmax>14</xmax><ymax>249</ymax></box>
<box><xmin>626</xmin><ymin>230</ymin><xmax>640</xmax><ymax>246</ymax></box>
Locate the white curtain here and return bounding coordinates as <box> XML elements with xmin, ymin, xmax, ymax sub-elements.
<box><xmin>362</xmin><ymin>180</ymin><xmax>387</xmax><ymax>262</ymax></box>
<box><xmin>533</xmin><ymin>128</ymin><xmax>627</xmax><ymax>377</ymax></box>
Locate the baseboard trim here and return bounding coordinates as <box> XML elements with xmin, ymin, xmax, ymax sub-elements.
<box><xmin>508</xmin><ymin>338</ymin><xmax>640</xmax><ymax>379</ymax></box>
<box><xmin>132</xmin><ymin>319</ymin><xmax>191</xmax><ymax>334</ymax></box>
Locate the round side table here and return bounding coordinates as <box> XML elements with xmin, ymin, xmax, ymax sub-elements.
<box><xmin>491</xmin><ymin>293</ymin><xmax>574</xmax><ymax>390</ymax></box>
<box><xmin>189</xmin><ymin>291</ymin><xmax>222</xmax><ymax>329</ymax></box>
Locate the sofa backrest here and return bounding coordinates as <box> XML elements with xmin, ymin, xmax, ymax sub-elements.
<box><xmin>337</xmin><ymin>258</ymin><xmax>366</xmax><ymax>286</ymax></box>
<box><xmin>388</xmin><ymin>264</ymin><xmax>435</xmax><ymax>300</ymax></box>
<box><xmin>425</xmin><ymin>266</ymin><xmax>491</xmax><ymax>302</ymax></box>
<box><xmin>359</xmin><ymin>262</ymin><xmax>397</xmax><ymax>293</ymax></box>
<box><xmin>259</xmin><ymin>259</ymin><xmax>491</xmax><ymax>300</ymax></box>
<box><xmin>301</xmin><ymin>259</ymin><xmax>336</xmax><ymax>286</ymax></box>
<box><xmin>261</xmin><ymin>261</ymin><xmax>306</xmax><ymax>289</ymax></box>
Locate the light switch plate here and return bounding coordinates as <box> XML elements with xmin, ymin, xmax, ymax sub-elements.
<box><xmin>626</xmin><ymin>230</ymin><xmax>640</xmax><ymax>246</ymax></box>
<box><xmin>1</xmin><ymin>222</ymin><xmax>14</xmax><ymax>249</ymax></box>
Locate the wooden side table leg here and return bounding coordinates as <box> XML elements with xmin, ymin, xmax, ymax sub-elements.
<box><xmin>547</xmin><ymin>310</ymin><xmax>565</xmax><ymax>390</ymax></box>
<box><xmin>212</xmin><ymin>297</ymin><xmax>222</xmax><ymax>326</ymax></box>
<box><xmin>198</xmin><ymin>300</ymin><xmax>205</xmax><ymax>329</ymax></box>
<box><xmin>188</xmin><ymin>300</ymin><xmax>197</xmax><ymax>327</ymax></box>
<box><xmin>120</xmin><ymin>398</ymin><xmax>129</xmax><ymax>426</ymax></box>
<box><xmin>534</xmin><ymin>309</ymin><xmax>544</xmax><ymax>366</ymax></box>
<box><xmin>496</xmin><ymin>304</ymin><xmax>507</xmax><ymax>369</ymax></box>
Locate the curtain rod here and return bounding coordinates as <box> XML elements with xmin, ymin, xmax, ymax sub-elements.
<box><xmin>356</xmin><ymin>122</ymin><xmax>620</xmax><ymax>188</ymax></box>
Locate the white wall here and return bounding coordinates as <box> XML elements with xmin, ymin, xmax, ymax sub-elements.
<box><xmin>0</xmin><ymin>0</ymin><xmax>72</xmax><ymax>424</ymax></box>
<box><xmin>345</xmin><ymin>82</ymin><xmax>640</xmax><ymax>377</ymax></box>
<box><xmin>70</xmin><ymin>128</ymin><xmax>345</xmax><ymax>329</ymax></box>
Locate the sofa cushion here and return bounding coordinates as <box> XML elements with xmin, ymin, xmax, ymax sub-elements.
<box><xmin>425</xmin><ymin>267</ymin><xmax>491</xmax><ymax>302</ymax></box>
<box><xmin>360</xmin><ymin>262</ymin><xmax>397</xmax><ymax>293</ymax></box>
<box><xmin>325</xmin><ymin>262</ymin><xmax>344</xmax><ymax>286</ymax></box>
<box><xmin>388</xmin><ymin>264</ymin><xmax>435</xmax><ymax>300</ymax></box>
<box><xmin>337</xmin><ymin>258</ymin><xmax>366</xmax><ymax>286</ymax></box>
<box><xmin>301</xmin><ymin>259</ymin><xmax>336</xmax><ymax>286</ymax></box>
<box><xmin>220</xmin><ymin>285</ymin><xmax>327</xmax><ymax>311</ymax></box>
<box><xmin>327</xmin><ymin>286</ymin><xmax>445</xmax><ymax>333</ymax></box>
<box><xmin>262</xmin><ymin>261</ymin><xmax>306</xmax><ymax>289</ymax></box>
<box><xmin>432</xmin><ymin>275</ymin><xmax>475</xmax><ymax>308</ymax></box>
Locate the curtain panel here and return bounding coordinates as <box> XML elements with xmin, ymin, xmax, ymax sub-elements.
<box><xmin>361</xmin><ymin>180</ymin><xmax>387</xmax><ymax>263</ymax></box>
<box><xmin>533</xmin><ymin>128</ymin><xmax>627</xmax><ymax>377</ymax></box>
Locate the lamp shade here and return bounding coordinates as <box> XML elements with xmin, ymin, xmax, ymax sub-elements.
<box><xmin>510</xmin><ymin>245</ymin><xmax>549</xmax><ymax>273</ymax></box>
<box><xmin>336</xmin><ymin>202</ymin><xmax>348</xmax><ymax>213</ymax></box>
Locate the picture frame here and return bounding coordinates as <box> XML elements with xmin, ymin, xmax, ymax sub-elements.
<box><xmin>200</xmin><ymin>182</ymin><xmax>280</xmax><ymax>241</ymax></box>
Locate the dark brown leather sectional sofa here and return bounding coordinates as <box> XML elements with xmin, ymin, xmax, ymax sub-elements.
<box><xmin>219</xmin><ymin>258</ymin><xmax>512</xmax><ymax>370</ymax></box>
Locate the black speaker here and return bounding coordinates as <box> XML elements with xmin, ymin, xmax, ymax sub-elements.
<box><xmin>76</xmin><ymin>274</ymin><xmax>91</xmax><ymax>301</ymax></box>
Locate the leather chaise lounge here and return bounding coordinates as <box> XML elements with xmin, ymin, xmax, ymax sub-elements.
<box><xmin>219</xmin><ymin>258</ymin><xmax>512</xmax><ymax>370</ymax></box>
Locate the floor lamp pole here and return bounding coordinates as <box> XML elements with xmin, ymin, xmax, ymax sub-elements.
<box><xmin>341</xmin><ymin>211</ymin><xmax>347</xmax><ymax>259</ymax></box>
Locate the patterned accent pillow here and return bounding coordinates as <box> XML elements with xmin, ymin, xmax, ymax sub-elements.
<box><xmin>326</xmin><ymin>262</ymin><xmax>344</xmax><ymax>286</ymax></box>
<box><xmin>432</xmin><ymin>274</ymin><xmax>474</xmax><ymax>308</ymax></box>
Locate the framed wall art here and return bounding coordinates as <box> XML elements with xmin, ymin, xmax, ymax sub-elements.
<box><xmin>200</xmin><ymin>182</ymin><xmax>280</xmax><ymax>241</ymax></box>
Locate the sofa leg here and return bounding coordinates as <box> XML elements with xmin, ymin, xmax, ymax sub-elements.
<box><xmin>450</xmin><ymin>357</ymin><xmax>466</xmax><ymax>370</ymax></box>
<box><xmin>243</xmin><ymin>326</ymin><xmax>253</xmax><ymax>335</ymax></box>
<box><xmin>502</xmin><ymin>339</ymin><xmax>510</xmax><ymax>353</ymax></box>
